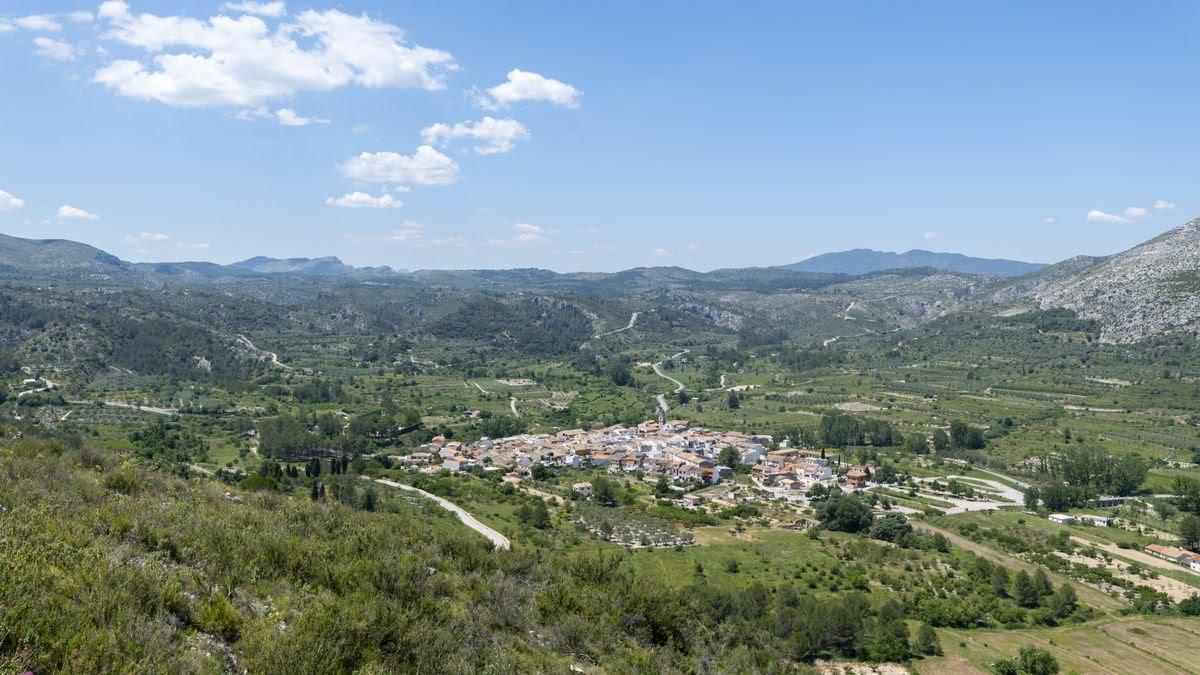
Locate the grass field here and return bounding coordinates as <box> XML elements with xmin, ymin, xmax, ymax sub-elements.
<box><xmin>920</xmin><ymin>617</ymin><xmax>1200</xmax><ymax>674</ymax></box>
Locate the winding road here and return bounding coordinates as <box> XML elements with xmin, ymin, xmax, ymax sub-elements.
<box><xmin>369</xmin><ymin>477</ymin><xmax>511</xmax><ymax>550</ymax></box>
<box><xmin>595</xmin><ymin>311</ymin><xmax>639</xmax><ymax>338</ymax></box>
<box><xmin>237</xmin><ymin>334</ymin><xmax>291</xmax><ymax>370</ymax></box>
<box><xmin>509</xmin><ymin>396</ymin><xmax>521</xmax><ymax>417</ymax></box>
<box><xmin>651</xmin><ymin>349</ymin><xmax>689</xmax><ymax>413</ymax></box>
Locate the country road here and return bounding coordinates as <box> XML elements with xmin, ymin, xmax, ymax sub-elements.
<box><xmin>651</xmin><ymin>349</ymin><xmax>689</xmax><ymax>413</ymax></box>
<box><xmin>369</xmin><ymin>477</ymin><xmax>510</xmax><ymax>550</ymax></box>
<box><xmin>509</xmin><ymin>396</ymin><xmax>520</xmax><ymax>417</ymax></box>
<box><xmin>67</xmin><ymin>399</ymin><xmax>179</xmax><ymax>416</ymax></box>
<box><xmin>237</xmin><ymin>334</ymin><xmax>291</xmax><ymax>370</ymax></box>
<box><xmin>595</xmin><ymin>311</ymin><xmax>639</xmax><ymax>338</ymax></box>
<box><xmin>16</xmin><ymin>377</ymin><xmax>57</xmax><ymax>398</ymax></box>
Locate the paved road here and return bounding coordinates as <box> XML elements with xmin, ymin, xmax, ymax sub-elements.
<box><xmin>369</xmin><ymin>477</ymin><xmax>511</xmax><ymax>550</ymax></box>
<box><xmin>911</xmin><ymin>475</ymin><xmax>1024</xmax><ymax>514</ymax></box>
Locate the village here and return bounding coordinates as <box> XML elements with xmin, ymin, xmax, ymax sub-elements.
<box><xmin>394</xmin><ymin>418</ymin><xmax>866</xmax><ymax>505</ymax></box>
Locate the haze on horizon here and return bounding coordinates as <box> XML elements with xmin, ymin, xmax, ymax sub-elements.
<box><xmin>0</xmin><ymin>1</ymin><xmax>1196</xmax><ymax>272</ymax></box>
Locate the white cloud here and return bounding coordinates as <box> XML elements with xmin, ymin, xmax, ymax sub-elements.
<box><xmin>922</xmin><ymin>230</ymin><xmax>940</xmax><ymax>240</ymax></box>
<box><xmin>124</xmin><ymin>231</ymin><xmax>169</xmax><ymax>245</ymax></box>
<box><xmin>686</xmin><ymin>242</ymin><xmax>701</xmax><ymax>252</ymax></box>
<box><xmin>14</xmin><ymin>15</ymin><xmax>63</xmax><ymax>32</ymax></box>
<box><xmin>33</xmin><ymin>37</ymin><xmax>78</xmax><ymax>61</ymax></box>
<box><xmin>58</xmin><ymin>205</ymin><xmax>99</xmax><ymax>220</ymax></box>
<box><xmin>353</xmin><ymin>221</ymin><xmax>467</xmax><ymax>247</ymax></box>
<box><xmin>1155</xmin><ymin>200</ymin><xmax>1177</xmax><ymax>210</ymax></box>
<box><xmin>275</xmin><ymin>108</ymin><xmax>329</xmax><ymax>126</ymax></box>
<box><xmin>577</xmin><ymin>226</ymin><xmax>600</xmax><ymax>234</ymax></box>
<box><xmin>339</xmin><ymin>145</ymin><xmax>460</xmax><ymax>187</ymax></box>
<box><xmin>477</xmin><ymin>69</ymin><xmax>581</xmax><ymax>110</ymax></box>
<box><xmin>230</xmin><ymin>106</ymin><xmax>328</xmax><ymax>126</ymax></box>
<box><xmin>0</xmin><ymin>190</ymin><xmax>25</xmax><ymax>211</ymax></box>
<box><xmin>67</xmin><ymin>11</ymin><xmax>95</xmax><ymax>24</ymax></box>
<box><xmin>92</xmin><ymin>5</ymin><xmax>456</xmax><ymax>109</ymax></box>
<box><xmin>420</xmin><ymin>117</ymin><xmax>530</xmax><ymax>155</ymax></box>
<box><xmin>1042</xmin><ymin>217</ymin><xmax>1056</xmax><ymax>224</ymax></box>
<box><xmin>0</xmin><ymin>21</ymin><xmax>14</xmax><ymax>34</ymax></box>
<box><xmin>651</xmin><ymin>247</ymin><xmax>670</xmax><ymax>258</ymax></box>
<box><xmin>1086</xmin><ymin>206</ymin><xmax>1153</xmax><ymax>224</ymax></box>
<box><xmin>489</xmin><ymin>222</ymin><xmax>551</xmax><ymax>246</ymax></box>
<box><xmin>325</xmin><ymin>191</ymin><xmax>402</xmax><ymax>208</ymax></box>
<box><xmin>220</xmin><ymin>1</ymin><xmax>287</xmax><ymax>18</ymax></box>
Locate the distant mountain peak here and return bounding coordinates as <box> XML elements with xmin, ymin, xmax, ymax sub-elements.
<box><xmin>231</xmin><ymin>255</ymin><xmax>391</xmax><ymax>276</ymax></box>
<box><xmin>783</xmin><ymin>248</ymin><xmax>1044</xmax><ymax>277</ymax></box>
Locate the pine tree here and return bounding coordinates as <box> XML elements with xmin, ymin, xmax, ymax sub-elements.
<box><xmin>1032</xmin><ymin>568</ymin><xmax>1053</xmax><ymax>598</ymax></box>
<box><xmin>1013</xmin><ymin>570</ymin><xmax>1041</xmax><ymax>608</ymax></box>
<box><xmin>1047</xmin><ymin>582</ymin><xmax>1077</xmax><ymax>618</ymax></box>
<box><xmin>914</xmin><ymin>622</ymin><xmax>941</xmax><ymax>655</ymax></box>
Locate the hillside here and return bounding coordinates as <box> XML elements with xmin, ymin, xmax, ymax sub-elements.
<box><xmin>232</xmin><ymin>256</ymin><xmax>394</xmax><ymax>277</ymax></box>
<box><xmin>995</xmin><ymin>218</ymin><xmax>1200</xmax><ymax>343</ymax></box>
<box><xmin>0</xmin><ymin>232</ymin><xmax>130</xmax><ymax>279</ymax></box>
<box><xmin>785</xmin><ymin>248</ymin><xmax>1044</xmax><ymax>277</ymax></box>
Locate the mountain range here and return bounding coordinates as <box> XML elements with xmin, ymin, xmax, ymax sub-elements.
<box><xmin>0</xmin><ymin>220</ymin><xmax>1197</xmax><ymax>349</ymax></box>
<box><xmin>784</xmin><ymin>248</ymin><xmax>1045</xmax><ymax>277</ymax></box>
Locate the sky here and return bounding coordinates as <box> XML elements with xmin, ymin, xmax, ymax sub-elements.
<box><xmin>0</xmin><ymin>1</ymin><xmax>1197</xmax><ymax>272</ymax></box>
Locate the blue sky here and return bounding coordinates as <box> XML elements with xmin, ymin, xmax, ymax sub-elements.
<box><xmin>0</xmin><ymin>1</ymin><xmax>1196</xmax><ymax>272</ymax></box>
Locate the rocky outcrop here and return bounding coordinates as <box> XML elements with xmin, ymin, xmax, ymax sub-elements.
<box><xmin>999</xmin><ymin>219</ymin><xmax>1200</xmax><ymax>343</ymax></box>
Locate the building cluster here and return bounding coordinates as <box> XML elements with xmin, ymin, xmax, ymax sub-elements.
<box><xmin>392</xmin><ymin>419</ymin><xmax>857</xmax><ymax>499</ymax></box>
<box><xmin>1145</xmin><ymin>544</ymin><xmax>1200</xmax><ymax>573</ymax></box>
<box><xmin>749</xmin><ymin>451</ymin><xmax>844</xmax><ymax>495</ymax></box>
<box><xmin>1047</xmin><ymin>513</ymin><xmax>1113</xmax><ymax>527</ymax></box>
<box><xmin>400</xmin><ymin>420</ymin><xmax>778</xmax><ymax>483</ymax></box>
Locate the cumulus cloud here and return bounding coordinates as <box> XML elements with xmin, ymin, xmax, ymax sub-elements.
<box><xmin>231</xmin><ymin>106</ymin><xmax>329</xmax><ymax>126</ymax></box>
<box><xmin>33</xmin><ymin>37</ymin><xmax>78</xmax><ymax>61</ymax></box>
<box><xmin>58</xmin><ymin>205</ymin><xmax>99</xmax><ymax>220</ymax></box>
<box><xmin>220</xmin><ymin>1</ymin><xmax>287</xmax><ymax>18</ymax></box>
<box><xmin>420</xmin><ymin>117</ymin><xmax>530</xmax><ymax>155</ymax></box>
<box><xmin>67</xmin><ymin>11</ymin><xmax>95</xmax><ymax>24</ymax></box>
<box><xmin>339</xmin><ymin>145</ymin><xmax>460</xmax><ymax>187</ymax></box>
<box><xmin>124</xmin><ymin>231</ymin><xmax>169</xmax><ymax>245</ymax></box>
<box><xmin>349</xmin><ymin>221</ymin><xmax>467</xmax><ymax>247</ymax></box>
<box><xmin>14</xmin><ymin>15</ymin><xmax>63</xmax><ymax>32</ymax></box>
<box><xmin>1155</xmin><ymin>200</ymin><xmax>1177</xmax><ymax>210</ymax></box>
<box><xmin>275</xmin><ymin>108</ymin><xmax>329</xmax><ymax>126</ymax></box>
<box><xmin>123</xmin><ymin>231</ymin><xmax>208</xmax><ymax>252</ymax></box>
<box><xmin>325</xmin><ymin>191</ymin><xmax>402</xmax><ymax>208</ymax></box>
<box><xmin>91</xmin><ymin>3</ymin><xmax>456</xmax><ymax>109</ymax></box>
<box><xmin>922</xmin><ymin>230</ymin><xmax>940</xmax><ymax>240</ymax></box>
<box><xmin>489</xmin><ymin>222</ymin><xmax>552</xmax><ymax>246</ymax></box>
<box><xmin>476</xmin><ymin>69</ymin><xmax>581</xmax><ymax>110</ymax></box>
<box><xmin>0</xmin><ymin>190</ymin><xmax>25</xmax><ymax>211</ymax></box>
<box><xmin>1086</xmin><ymin>206</ymin><xmax>1153</xmax><ymax>224</ymax></box>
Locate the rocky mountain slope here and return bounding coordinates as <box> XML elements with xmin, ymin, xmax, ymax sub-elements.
<box><xmin>785</xmin><ymin>248</ymin><xmax>1044</xmax><ymax>276</ymax></box>
<box><xmin>995</xmin><ymin>219</ymin><xmax>1200</xmax><ymax>343</ymax></box>
<box><xmin>232</xmin><ymin>256</ymin><xmax>395</xmax><ymax>276</ymax></box>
